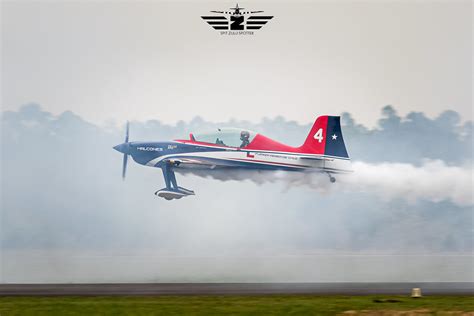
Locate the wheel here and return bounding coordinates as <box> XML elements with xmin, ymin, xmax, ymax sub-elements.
<box><xmin>330</xmin><ymin>176</ymin><xmax>336</xmax><ymax>183</ymax></box>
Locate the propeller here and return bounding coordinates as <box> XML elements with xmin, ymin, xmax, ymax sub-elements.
<box><xmin>121</xmin><ymin>121</ymin><xmax>129</xmax><ymax>180</ymax></box>
<box><xmin>113</xmin><ymin>121</ymin><xmax>131</xmax><ymax>180</ymax></box>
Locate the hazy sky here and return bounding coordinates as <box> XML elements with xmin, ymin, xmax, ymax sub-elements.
<box><xmin>1</xmin><ymin>0</ymin><xmax>472</xmax><ymax>127</ymax></box>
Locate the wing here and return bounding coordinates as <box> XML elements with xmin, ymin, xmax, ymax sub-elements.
<box><xmin>201</xmin><ymin>16</ymin><xmax>229</xmax><ymax>30</ymax></box>
<box><xmin>210</xmin><ymin>11</ymin><xmax>225</xmax><ymax>13</ymax></box>
<box><xmin>246</xmin><ymin>15</ymin><xmax>273</xmax><ymax>30</ymax></box>
<box><xmin>166</xmin><ymin>158</ymin><xmax>217</xmax><ymax>169</ymax></box>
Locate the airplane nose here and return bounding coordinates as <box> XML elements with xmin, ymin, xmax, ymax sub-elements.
<box><xmin>113</xmin><ymin>143</ymin><xmax>129</xmax><ymax>154</ymax></box>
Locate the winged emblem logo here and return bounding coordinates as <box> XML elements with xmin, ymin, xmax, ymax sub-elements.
<box><xmin>201</xmin><ymin>3</ymin><xmax>273</xmax><ymax>32</ymax></box>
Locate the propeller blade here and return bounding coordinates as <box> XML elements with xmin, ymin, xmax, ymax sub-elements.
<box><xmin>122</xmin><ymin>153</ymin><xmax>128</xmax><ymax>180</ymax></box>
<box><xmin>125</xmin><ymin>121</ymin><xmax>130</xmax><ymax>143</ymax></box>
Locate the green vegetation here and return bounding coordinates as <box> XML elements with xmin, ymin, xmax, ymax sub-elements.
<box><xmin>0</xmin><ymin>295</ymin><xmax>472</xmax><ymax>315</ymax></box>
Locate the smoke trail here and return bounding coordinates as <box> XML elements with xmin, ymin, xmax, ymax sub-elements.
<box><xmin>179</xmin><ymin>160</ymin><xmax>473</xmax><ymax>206</ymax></box>
<box><xmin>344</xmin><ymin>160</ymin><xmax>473</xmax><ymax>207</ymax></box>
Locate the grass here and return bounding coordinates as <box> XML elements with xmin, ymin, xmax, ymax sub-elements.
<box><xmin>0</xmin><ymin>295</ymin><xmax>473</xmax><ymax>315</ymax></box>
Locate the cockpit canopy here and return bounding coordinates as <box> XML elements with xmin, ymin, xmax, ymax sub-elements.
<box><xmin>191</xmin><ymin>128</ymin><xmax>257</xmax><ymax>148</ymax></box>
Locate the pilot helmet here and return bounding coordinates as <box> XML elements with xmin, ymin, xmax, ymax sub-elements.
<box><xmin>240</xmin><ymin>130</ymin><xmax>250</xmax><ymax>140</ymax></box>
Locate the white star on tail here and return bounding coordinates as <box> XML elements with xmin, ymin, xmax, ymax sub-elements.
<box><xmin>332</xmin><ymin>134</ymin><xmax>338</xmax><ymax>140</ymax></box>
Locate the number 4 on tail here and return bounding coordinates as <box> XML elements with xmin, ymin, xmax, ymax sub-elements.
<box><xmin>313</xmin><ymin>128</ymin><xmax>324</xmax><ymax>143</ymax></box>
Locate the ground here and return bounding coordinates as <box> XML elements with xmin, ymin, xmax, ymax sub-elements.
<box><xmin>0</xmin><ymin>295</ymin><xmax>473</xmax><ymax>315</ymax></box>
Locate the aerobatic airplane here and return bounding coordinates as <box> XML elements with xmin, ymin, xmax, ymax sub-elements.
<box><xmin>113</xmin><ymin>115</ymin><xmax>352</xmax><ymax>200</ymax></box>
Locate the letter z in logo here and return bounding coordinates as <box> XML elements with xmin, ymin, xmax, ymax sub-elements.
<box><xmin>230</xmin><ymin>15</ymin><xmax>244</xmax><ymax>30</ymax></box>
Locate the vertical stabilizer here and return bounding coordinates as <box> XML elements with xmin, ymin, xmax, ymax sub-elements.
<box><xmin>299</xmin><ymin>116</ymin><xmax>349</xmax><ymax>158</ymax></box>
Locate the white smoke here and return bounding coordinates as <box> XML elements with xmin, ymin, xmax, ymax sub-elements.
<box><xmin>179</xmin><ymin>160</ymin><xmax>473</xmax><ymax>207</ymax></box>
<box><xmin>344</xmin><ymin>160</ymin><xmax>473</xmax><ymax>206</ymax></box>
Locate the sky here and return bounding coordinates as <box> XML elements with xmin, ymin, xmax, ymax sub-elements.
<box><xmin>1</xmin><ymin>0</ymin><xmax>472</xmax><ymax>127</ymax></box>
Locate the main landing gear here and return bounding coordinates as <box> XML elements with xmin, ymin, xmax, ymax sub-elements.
<box><xmin>155</xmin><ymin>161</ymin><xmax>195</xmax><ymax>200</ymax></box>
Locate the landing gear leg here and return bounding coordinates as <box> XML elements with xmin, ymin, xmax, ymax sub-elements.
<box><xmin>165</xmin><ymin>162</ymin><xmax>179</xmax><ymax>190</ymax></box>
<box><xmin>155</xmin><ymin>161</ymin><xmax>195</xmax><ymax>200</ymax></box>
<box><xmin>161</xmin><ymin>162</ymin><xmax>173</xmax><ymax>190</ymax></box>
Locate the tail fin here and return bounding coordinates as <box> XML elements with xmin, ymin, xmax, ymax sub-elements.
<box><xmin>299</xmin><ymin>115</ymin><xmax>349</xmax><ymax>158</ymax></box>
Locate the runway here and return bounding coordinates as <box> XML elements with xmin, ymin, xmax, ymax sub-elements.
<box><xmin>0</xmin><ymin>283</ymin><xmax>472</xmax><ymax>296</ymax></box>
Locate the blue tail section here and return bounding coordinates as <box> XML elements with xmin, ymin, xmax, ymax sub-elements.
<box><xmin>324</xmin><ymin>116</ymin><xmax>349</xmax><ymax>158</ymax></box>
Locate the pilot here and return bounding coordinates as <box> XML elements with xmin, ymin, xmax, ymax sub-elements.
<box><xmin>240</xmin><ymin>130</ymin><xmax>250</xmax><ymax>148</ymax></box>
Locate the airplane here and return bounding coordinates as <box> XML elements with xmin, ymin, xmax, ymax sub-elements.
<box><xmin>210</xmin><ymin>3</ymin><xmax>263</xmax><ymax>16</ymax></box>
<box><xmin>113</xmin><ymin>115</ymin><xmax>352</xmax><ymax>200</ymax></box>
